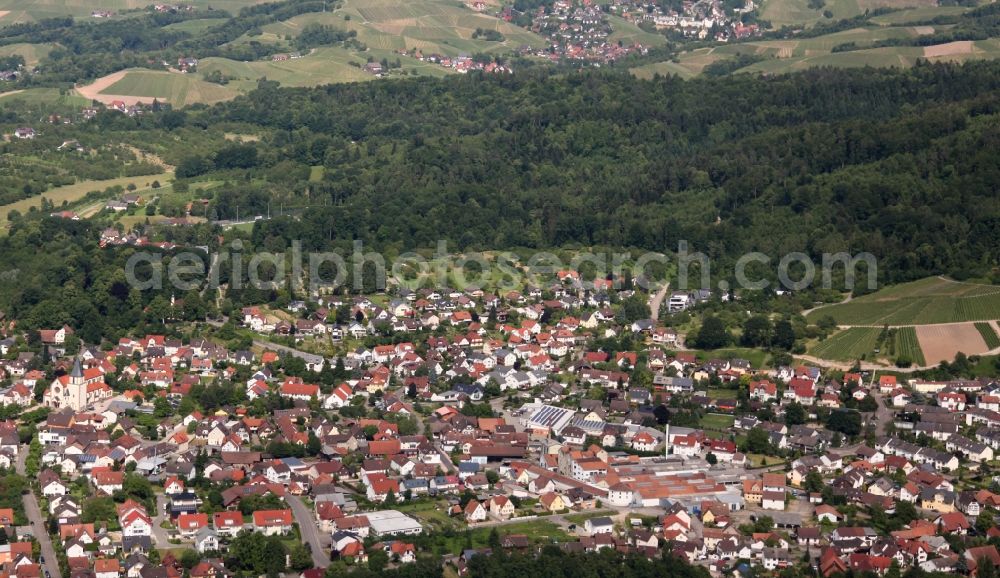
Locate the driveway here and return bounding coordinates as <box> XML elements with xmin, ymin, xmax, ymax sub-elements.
<box><xmin>17</xmin><ymin>446</ymin><xmax>60</xmax><ymax>578</ymax></box>
<box><xmin>286</xmin><ymin>494</ymin><xmax>331</xmax><ymax>568</ymax></box>
<box><xmin>151</xmin><ymin>493</ymin><xmax>173</xmax><ymax>546</ymax></box>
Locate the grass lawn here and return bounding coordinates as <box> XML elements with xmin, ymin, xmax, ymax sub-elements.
<box><xmin>563</xmin><ymin>510</ymin><xmax>616</xmax><ymax>525</ymax></box>
<box><xmin>695</xmin><ymin>348</ymin><xmax>768</xmax><ymax>368</ymax></box>
<box><xmin>700</xmin><ymin>413</ymin><xmax>735</xmax><ymax>431</ymax></box>
<box><xmin>704</xmin><ymin>387</ymin><xmax>740</xmax><ymax>400</ymax></box>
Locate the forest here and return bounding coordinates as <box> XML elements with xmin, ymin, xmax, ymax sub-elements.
<box><xmin>175</xmin><ymin>61</ymin><xmax>1000</xmax><ymax>284</ymax></box>
<box><xmin>4</xmin><ymin>62</ymin><xmax>1000</xmax><ymax>341</ymax></box>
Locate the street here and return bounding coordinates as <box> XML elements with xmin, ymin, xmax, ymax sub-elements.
<box><xmin>150</xmin><ymin>494</ymin><xmax>173</xmax><ymax>547</ymax></box>
<box><xmin>286</xmin><ymin>494</ymin><xmax>331</xmax><ymax>568</ymax></box>
<box><xmin>17</xmin><ymin>446</ymin><xmax>61</xmax><ymax>578</ymax></box>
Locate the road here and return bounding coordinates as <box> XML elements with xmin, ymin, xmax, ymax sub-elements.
<box><xmin>16</xmin><ymin>446</ymin><xmax>60</xmax><ymax>578</ymax></box>
<box><xmin>793</xmin><ymin>354</ymin><xmax>934</xmax><ymax>373</ymax></box>
<box><xmin>648</xmin><ymin>281</ymin><xmax>670</xmax><ymax>322</ymax></box>
<box><xmin>205</xmin><ymin>318</ymin><xmax>325</xmax><ymax>365</ymax></box>
<box><xmin>151</xmin><ymin>494</ymin><xmax>172</xmax><ymax>547</ymax></box>
<box><xmin>286</xmin><ymin>494</ymin><xmax>331</xmax><ymax>568</ymax></box>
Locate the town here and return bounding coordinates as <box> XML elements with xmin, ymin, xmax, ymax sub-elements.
<box><xmin>0</xmin><ymin>233</ymin><xmax>993</xmax><ymax>578</ymax></box>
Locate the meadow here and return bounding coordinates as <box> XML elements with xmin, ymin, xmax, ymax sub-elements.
<box><xmin>0</xmin><ymin>0</ymin><xmax>267</xmax><ymax>22</ymax></box>
<box><xmin>0</xmin><ymin>172</ymin><xmax>172</xmax><ymax>230</ymax></box>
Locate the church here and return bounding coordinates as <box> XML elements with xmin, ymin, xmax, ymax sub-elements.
<box><xmin>43</xmin><ymin>358</ymin><xmax>112</xmax><ymax>411</ymax></box>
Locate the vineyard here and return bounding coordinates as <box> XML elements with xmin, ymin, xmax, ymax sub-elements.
<box><xmin>975</xmin><ymin>322</ymin><xmax>1000</xmax><ymax>349</ymax></box>
<box><xmin>807</xmin><ymin>277</ymin><xmax>1000</xmax><ymax>325</ymax></box>
<box><xmin>810</xmin><ymin>326</ymin><xmax>925</xmax><ymax>365</ymax></box>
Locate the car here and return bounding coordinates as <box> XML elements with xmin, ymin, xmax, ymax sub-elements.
<box><xmin>568</xmin><ymin>524</ymin><xmax>577</xmax><ymax>531</ymax></box>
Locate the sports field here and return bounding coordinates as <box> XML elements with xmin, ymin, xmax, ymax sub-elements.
<box><xmin>806</xmin><ymin>277</ymin><xmax>1000</xmax><ymax>326</ymax></box>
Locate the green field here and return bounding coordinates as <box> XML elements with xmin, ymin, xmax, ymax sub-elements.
<box><xmin>0</xmin><ymin>171</ymin><xmax>173</xmax><ymax>229</ymax></box>
<box><xmin>975</xmin><ymin>322</ymin><xmax>1000</xmax><ymax>349</ymax></box>
<box><xmin>0</xmin><ymin>0</ymin><xmax>268</xmax><ymax>22</ymax></box>
<box><xmin>0</xmin><ymin>42</ymin><xmax>57</xmax><ymax>67</ymax></box>
<box><xmin>806</xmin><ymin>277</ymin><xmax>1000</xmax><ymax>325</ymax></box>
<box><xmin>606</xmin><ymin>15</ymin><xmax>668</xmax><ymax>47</ymax></box>
<box><xmin>263</xmin><ymin>0</ymin><xmax>547</xmax><ymax>56</ymax></box>
<box><xmin>809</xmin><ymin>325</ymin><xmax>924</xmax><ymax>364</ymax></box>
<box><xmin>203</xmin><ymin>46</ymin><xmax>454</xmax><ymax>92</ymax></box>
<box><xmin>0</xmin><ymin>87</ymin><xmax>90</xmax><ymax>107</ymax></box>
<box><xmin>162</xmin><ymin>17</ymin><xmax>229</xmax><ymax>34</ymax></box>
<box><xmin>99</xmin><ymin>70</ymin><xmax>240</xmax><ymax>106</ymax></box>
<box><xmin>632</xmin><ymin>4</ymin><xmax>997</xmax><ymax>79</ymax></box>
<box><xmin>895</xmin><ymin>327</ymin><xmax>925</xmax><ymax>366</ymax></box>
<box><xmin>700</xmin><ymin>413</ymin><xmax>736</xmax><ymax>431</ymax></box>
<box><xmin>759</xmin><ymin>0</ymin><xmax>936</xmax><ymax>29</ymax></box>
<box><xmin>809</xmin><ymin>326</ymin><xmax>882</xmax><ymax>360</ymax></box>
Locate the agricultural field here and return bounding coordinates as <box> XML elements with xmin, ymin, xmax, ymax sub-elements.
<box><xmin>162</xmin><ymin>17</ymin><xmax>229</xmax><ymax>34</ymax></box>
<box><xmin>606</xmin><ymin>15</ymin><xmax>668</xmax><ymax>47</ymax></box>
<box><xmin>200</xmin><ymin>46</ymin><xmax>452</xmax><ymax>94</ymax></box>
<box><xmin>975</xmin><ymin>321</ymin><xmax>1000</xmax><ymax>349</ymax></box>
<box><xmin>0</xmin><ymin>0</ymin><xmax>267</xmax><ymax>22</ymax></box>
<box><xmin>0</xmin><ymin>87</ymin><xmax>90</xmax><ymax>108</ymax></box>
<box><xmin>809</xmin><ymin>327</ymin><xmax>882</xmax><ymax>361</ymax></box>
<box><xmin>759</xmin><ymin>0</ymin><xmax>936</xmax><ymax>29</ymax></box>
<box><xmin>916</xmin><ymin>323</ymin><xmax>988</xmax><ymax>365</ymax></box>
<box><xmin>805</xmin><ymin>277</ymin><xmax>1000</xmax><ymax>325</ymax></box>
<box><xmin>98</xmin><ymin>70</ymin><xmax>239</xmax><ymax>106</ymax></box>
<box><xmin>263</xmin><ymin>0</ymin><xmax>547</xmax><ymax>56</ymax></box>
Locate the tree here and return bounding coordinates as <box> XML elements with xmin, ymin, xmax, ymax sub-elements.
<box><xmin>744</xmin><ymin>428</ymin><xmax>771</xmax><ymax>454</ymax></box>
<box><xmin>773</xmin><ymin>319</ymin><xmax>796</xmax><ymax>350</ymax></box>
<box><xmin>784</xmin><ymin>402</ymin><xmax>807</xmax><ymax>426</ymax></box>
<box><xmin>741</xmin><ymin>315</ymin><xmax>772</xmax><ymax>347</ymax></box>
<box><xmin>693</xmin><ymin>316</ymin><xmax>730</xmax><ymax>350</ymax></box>
<box><xmin>179</xmin><ymin>549</ymin><xmax>201</xmax><ymax>569</ymax></box>
<box><xmin>368</xmin><ymin>549</ymin><xmax>389</xmax><ymax>573</ymax></box>
<box><xmin>804</xmin><ymin>471</ymin><xmax>824</xmax><ymax>493</ymax></box>
<box><xmin>705</xmin><ymin>452</ymin><xmax>717</xmax><ymax>465</ymax></box>
<box><xmin>826</xmin><ymin>410</ymin><xmax>863</xmax><ymax>436</ymax></box>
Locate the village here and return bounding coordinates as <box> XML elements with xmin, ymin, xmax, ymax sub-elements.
<box><xmin>0</xmin><ymin>243</ymin><xmax>991</xmax><ymax>578</ymax></box>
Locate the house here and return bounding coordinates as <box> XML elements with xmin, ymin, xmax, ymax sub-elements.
<box><xmin>762</xmin><ymin>491</ymin><xmax>786</xmax><ymax>511</ymax></box>
<box><xmin>464</xmin><ymin>500</ymin><xmax>487</xmax><ymax>523</ymax></box>
<box><xmin>252</xmin><ymin>509</ymin><xmax>293</xmax><ymax>536</ymax></box>
<box><xmin>585</xmin><ymin>516</ymin><xmax>614</xmax><ymax>536</ymax></box>
<box><xmin>487</xmin><ymin>496</ymin><xmax>515</xmax><ymax>520</ymax></box>
<box><xmin>539</xmin><ymin>492</ymin><xmax>568</xmax><ymax>513</ymax></box>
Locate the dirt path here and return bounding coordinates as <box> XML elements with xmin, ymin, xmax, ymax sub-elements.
<box><xmin>801</xmin><ymin>292</ymin><xmax>853</xmax><ymax>318</ymax></box>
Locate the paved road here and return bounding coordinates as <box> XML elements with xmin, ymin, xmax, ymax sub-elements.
<box><xmin>16</xmin><ymin>446</ymin><xmax>60</xmax><ymax>578</ymax></box>
<box><xmin>286</xmin><ymin>494</ymin><xmax>331</xmax><ymax>568</ymax></box>
<box><xmin>648</xmin><ymin>281</ymin><xmax>670</xmax><ymax>322</ymax></box>
<box><xmin>206</xmin><ymin>318</ymin><xmax>325</xmax><ymax>364</ymax></box>
<box><xmin>150</xmin><ymin>494</ymin><xmax>172</xmax><ymax>547</ymax></box>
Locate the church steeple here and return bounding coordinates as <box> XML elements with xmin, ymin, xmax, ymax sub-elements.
<box><xmin>69</xmin><ymin>357</ymin><xmax>83</xmax><ymax>384</ymax></box>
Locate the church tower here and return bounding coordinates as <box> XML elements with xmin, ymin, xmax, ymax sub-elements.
<box><xmin>69</xmin><ymin>357</ymin><xmax>85</xmax><ymax>410</ymax></box>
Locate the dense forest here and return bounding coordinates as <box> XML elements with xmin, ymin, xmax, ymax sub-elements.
<box><xmin>178</xmin><ymin>62</ymin><xmax>1000</xmax><ymax>283</ymax></box>
<box><xmin>4</xmin><ymin>62</ymin><xmax>1000</xmax><ymax>340</ymax></box>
